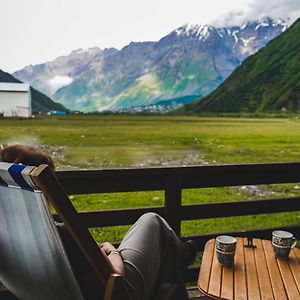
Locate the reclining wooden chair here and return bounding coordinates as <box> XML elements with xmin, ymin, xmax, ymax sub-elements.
<box><xmin>0</xmin><ymin>163</ymin><xmax>187</xmax><ymax>300</ymax></box>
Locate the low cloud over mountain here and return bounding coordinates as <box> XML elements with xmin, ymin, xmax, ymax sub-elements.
<box><xmin>212</xmin><ymin>0</ymin><xmax>300</xmax><ymax>27</ymax></box>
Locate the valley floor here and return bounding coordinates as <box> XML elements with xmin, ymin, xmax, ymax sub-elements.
<box><xmin>1</xmin><ymin>115</ymin><xmax>300</xmax><ymax>243</ymax></box>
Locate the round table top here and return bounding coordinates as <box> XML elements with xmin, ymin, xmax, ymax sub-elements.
<box><xmin>198</xmin><ymin>237</ymin><xmax>300</xmax><ymax>300</ymax></box>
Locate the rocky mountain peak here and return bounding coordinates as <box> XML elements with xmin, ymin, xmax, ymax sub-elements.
<box><xmin>173</xmin><ymin>17</ymin><xmax>288</xmax><ymax>40</ymax></box>
<box><xmin>175</xmin><ymin>23</ymin><xmax>216</xmax><ymax>41</ymax></box>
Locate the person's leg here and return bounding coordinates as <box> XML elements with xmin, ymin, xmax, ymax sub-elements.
<box><xmin>118</xmin><ymin>213</ymin><xmax>191</xmax><ymax>300</ymax></box>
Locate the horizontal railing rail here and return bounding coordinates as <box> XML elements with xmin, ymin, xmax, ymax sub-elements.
<box><xmin>55</xmin><ymin>162</ymin><xmax>300</xmax><ymax>236</ymax></box>
<box><xmin>56</xmin><ymin>162</ymin><xmax>300</xmax><ymax>194</ymax></box>
<box><xmin>55</xmin><ymin>197</ymin><xmax>300</xmax><ymax>228</ymax></box>
<box><xmin>2</xmin><ymin>162</ymin><xmax>300</xmax><ymax>299</ymax></box>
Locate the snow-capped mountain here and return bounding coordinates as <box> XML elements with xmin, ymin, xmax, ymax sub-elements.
<box><xmin>13</xmin><ymin>17</ymin><xmax>289</xmax><ymax>112</ymax></box>
<box><xmin>173</xmin><ymin>17</ymin><xmax>288</xmax><ymax>61</ymax></box>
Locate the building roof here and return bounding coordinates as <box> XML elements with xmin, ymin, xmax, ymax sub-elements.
<box><xmin>0</xmin><ymin>82</ymin><xmax>30</xmax><ymax>92</ymax></box>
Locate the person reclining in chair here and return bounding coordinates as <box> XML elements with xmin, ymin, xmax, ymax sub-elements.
<box><xmin>0</xmin><ymin>144</ymin><xmax>197</xmax><ymax>300</ymax></box>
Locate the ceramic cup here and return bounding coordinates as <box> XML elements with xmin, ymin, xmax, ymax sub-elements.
<box><xmin>216</xmin><ymin>235</ymin><xmax>237</xmax><ymax>267</ymax></box>
<box><xmin>272</xmin><ymin>230</ymin><xmax>297</xmax><ymax>260</ymax></box>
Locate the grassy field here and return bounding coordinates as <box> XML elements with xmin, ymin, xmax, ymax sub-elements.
<box><xmin>1</xmin><ymin>115</ymin><xmax>300</xmax><ymax>242</ymax></box>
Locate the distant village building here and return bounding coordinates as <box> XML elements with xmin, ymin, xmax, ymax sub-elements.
<box><xmin>46</xmin><ymin>110</ymin><xmax>66</xmax><ymax>116</ymax></box>
<box><xmin>0</xmin><ymin>83</ymin><xmax>31</xmax><ymax>117</ymax></box>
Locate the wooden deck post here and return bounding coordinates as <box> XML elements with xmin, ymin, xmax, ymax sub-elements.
<box><xmin>164</xmin><ymin>175</ymin><xmax>182</xmax><ymax>236</ymax></box>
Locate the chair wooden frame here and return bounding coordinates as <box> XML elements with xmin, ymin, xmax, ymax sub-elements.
<box><xmin>30</xmin><ymin>164</ymin><xmax>130</xmax><ymax>300</ymax></box>
<box><xmin>30</xmin><ymin>164</ymin><xmax>184</xmax><ymax>300</ymax></box>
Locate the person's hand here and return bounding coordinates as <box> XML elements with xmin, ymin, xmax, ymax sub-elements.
<box><xmin>101</xmin><ymin>242</ymin><xmax>116</xmax><ymax>255</ymax></box>
<box><xmin>101</xmin><ymin>242</ymin><xmax>124</xmax><ymax>276</ymax></box>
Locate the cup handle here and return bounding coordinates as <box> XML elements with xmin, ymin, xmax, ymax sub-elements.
<box><xmin>292</xmin><ymin>237</ymin><xmax>297</xmax><ymax>248</ymax></box>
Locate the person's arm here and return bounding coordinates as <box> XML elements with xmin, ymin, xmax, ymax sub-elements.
<box><xmin>101</xmin><ymin>242</ymin><xmax>125</xmax><ymax>276</ymax></box>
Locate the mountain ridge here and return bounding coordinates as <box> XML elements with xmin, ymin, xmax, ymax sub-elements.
<box><xmin>178</xmin><ymin>18</ymin><xmax>300</xmax><ymax>113</ymax></box>
<box><xmin>13</xmin><ymin>17</ymin><xmax>288</xmax><ymax>112</ymax></box>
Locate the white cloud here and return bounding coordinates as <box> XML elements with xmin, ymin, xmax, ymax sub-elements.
<box><xmin>246</xmin><ymin>0</ymin><xmax>300</xmax><ymax>22</ymax></box>
<box><xmin>210</xmin><ymin>0</ymin><xmax>300</xmax><ymax>27</ymax></box>
<box><xmin>48</xmin><ymin>76</ymin><xmax>73</xmax><ymax>90</ymax></box>
<box><xmin>211</xmin><ymin>10</ymin><xmax>248</xmax><ymax>27</ymax></box>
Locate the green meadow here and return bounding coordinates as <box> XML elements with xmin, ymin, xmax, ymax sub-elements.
<box><xmin>1</xmin><ymin>115</ymin><xmax>300</xmax><ymax>242</ymax></box>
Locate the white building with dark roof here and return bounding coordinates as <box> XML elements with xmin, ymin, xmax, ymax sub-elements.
<box><xmin>0</xmin><ymin>83</ymin><xmax>31</xmax><ymax>117</ymax></box>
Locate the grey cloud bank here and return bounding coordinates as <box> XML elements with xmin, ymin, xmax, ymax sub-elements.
<box><xmin>211</xmin><ymin>0</ymin><xmax>300</xmax><ymax>27</ymax></box>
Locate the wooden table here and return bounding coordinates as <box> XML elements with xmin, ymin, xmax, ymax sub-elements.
<box><xmin>198</xmin><ymin>237</ymin><xmax>300</xmax><ymax>300</ymax></box>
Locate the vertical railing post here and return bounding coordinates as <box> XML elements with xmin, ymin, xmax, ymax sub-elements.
<box><xmin>164</xmin><ymin>174</ymin><xmax>182</xmax><ymax>236</ymax></box>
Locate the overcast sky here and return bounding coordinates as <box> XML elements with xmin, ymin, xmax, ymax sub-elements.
<box><xmin>1</xmin><ymin>0</ymin><xmax>299</xmax><ymax>73</ymax></box>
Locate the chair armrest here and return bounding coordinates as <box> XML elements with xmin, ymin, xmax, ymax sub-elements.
<box><xmin>104</xmin><ymin>273</ymin><xmax>130</xmax><ymax>300</ymax></box>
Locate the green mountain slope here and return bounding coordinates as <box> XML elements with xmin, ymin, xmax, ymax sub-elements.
<box><xmin>0</xmin><ymin>69</ymin><xmax>68</xmax><ymax>113</ymax></box>
<box><xmin>180</xmin><ymin>18</ymin><xmax>300</xmax><ymax>113</ymax></box>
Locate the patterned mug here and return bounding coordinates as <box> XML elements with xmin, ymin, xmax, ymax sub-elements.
<box><xmin>216</xmin><ymin>235</ymin><xmax>237</xmax><ymax>267</ymax></box>
<box><xmin>272</xmin><ymin>230</ymin><xmax>297</xmax><ymax>260</ymax></box>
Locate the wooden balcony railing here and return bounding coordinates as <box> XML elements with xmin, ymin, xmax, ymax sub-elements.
<box><xmin>2</xmin><ymin>162</ymin><xmax>300</xmax><ymax>299</ymax></box>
